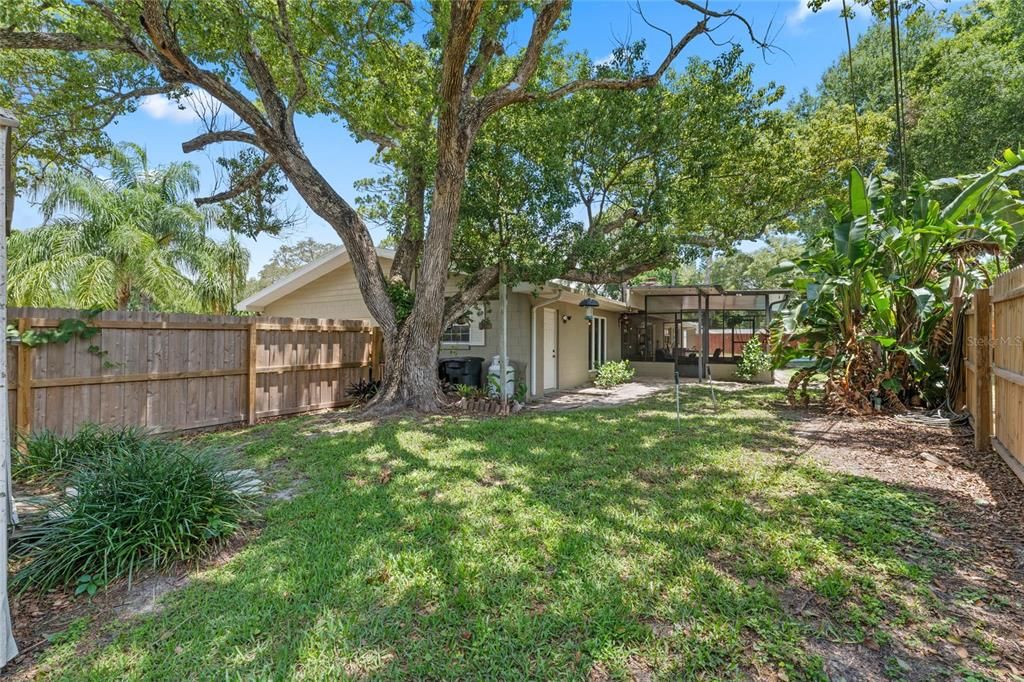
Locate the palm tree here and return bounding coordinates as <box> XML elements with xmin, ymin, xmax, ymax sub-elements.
<box><xmin>10</xmin><ymin>143</ymin><xmax>249</xmax><ymax>311</ymax></box>
<box><xmin>193</xmin><ymin>231</ymin><xmax>251</xmax><ymax>314</ymax></box>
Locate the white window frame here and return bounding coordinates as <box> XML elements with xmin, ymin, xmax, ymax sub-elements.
<box><xmin>441</xmin><ymin>305</ymin><xmax>486</xmax><ymax>347</ymax></box>
<box><xmin>588</xmin><ymin>315</ymin><xmax>607</xmax><ymax>371</ymax></box>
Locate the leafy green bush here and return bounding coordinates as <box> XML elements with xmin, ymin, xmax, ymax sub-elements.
<box><xmin>11</xmin><ymin>439</ymin><xmax>249</xmax><ymax>592</ymax></box>
<box><xmin>735</xmin><ymin>338</ymin><xmax>772</xmax><ymax>380</ymax></box>
<box><xmin>772</xmin><ymin>153</ymin><xmax>1024</xmax><ymax>410</ymax></box>
<box><xmin>594</xmin><ymin>360</ymin><xmax>635</xmax><ymax>388</ymax></box>
<box><xmin>14</xmin><ymin>424</ymin><xmax>148</xmax><ymax>482</ymax></box>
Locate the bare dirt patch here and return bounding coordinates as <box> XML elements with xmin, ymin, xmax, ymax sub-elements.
<box><xmin>789</xmin><ymin>410</ymin><xmax>1024</xmax><ymax>679</ymax></box>
<box><xmin>5</xmin><ymin>525</ymin><xmax>258</xmax><ymax>679</ymax></box>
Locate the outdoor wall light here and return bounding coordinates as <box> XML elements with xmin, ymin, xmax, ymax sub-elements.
<box><xmin>579</xmin><ymin>297</ymin><xmax>600</xmax><ymax>321</ymax></box>
<box><xmin>561</xmin><ymin>314</ymin><xmax>572</xmax><ymax>323</ymax></box>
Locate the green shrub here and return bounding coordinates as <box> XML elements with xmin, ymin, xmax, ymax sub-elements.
<box><xmin>14</xmin><ymin>424</ymin><xmax>148</xmax><ymax>482</ymax></box>
<box><xmin>11</xmin><ymin>439</ymin><xmax>249</xmax><ymax>592</ymax></box>
<box><xmin>735</xmin><ymin>338</ymin><xmax>773</xmax><ymax>380</ymax></box>
<box><xmin>594</xmin><ymin>360</ymin><xmax>635</xmax><ymax>388</ymax></box>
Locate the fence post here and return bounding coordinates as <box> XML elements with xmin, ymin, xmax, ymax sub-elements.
<box><xmin>952</xmin><ymin>294</ymin><xmax>966</xmax><ymax>411</ymax></box>
<box><xmin>370</xmin><ymin>326</ymin><xmax>383</xmax><ymax>381</ymax></box>
<box><xmin>974</xmin><ymin>287</ymin><xmax>992</xmax><ymax>452</ymax></box>
<box><xmin>247</xmin><ymin>319</ymin><xmax>257</xmax><ymax>425</ymax></box>
<box><xmin>15</xmin><ymin>318</ymin><xmax>31</xmax><ymax>445</ymax></box>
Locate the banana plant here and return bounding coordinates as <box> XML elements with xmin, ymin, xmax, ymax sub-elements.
<box><xmin>771</xmin><ymin>150</ymin><xmax>1023</xmax><ymax>412</ymax></box>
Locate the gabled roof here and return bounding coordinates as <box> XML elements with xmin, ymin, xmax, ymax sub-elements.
<box><xmin>237</xmin><ymin>246</ymin><xmax>395</xmax><ymax>312</ymax></box>
<box><xmin>238</xmin><ymin>244</ymin><xmax>632</xmax><ymax>314</ymax></box>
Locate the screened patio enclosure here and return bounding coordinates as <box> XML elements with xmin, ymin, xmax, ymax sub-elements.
<box><xmin>622</xmin><ymin>286</ymin><xmax>790</xmax><ymax>381</ymax></box>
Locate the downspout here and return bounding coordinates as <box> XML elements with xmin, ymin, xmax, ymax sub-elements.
<box><xmin>529</xmin><ymin>291</ymin><xmax>563</xmax><ymax>397</ymax></box>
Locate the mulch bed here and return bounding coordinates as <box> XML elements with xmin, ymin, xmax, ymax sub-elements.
<box><xmin>789</xmin><ymin>408</ymin><xmax>1024</xmax><ymax>680</ymax></box>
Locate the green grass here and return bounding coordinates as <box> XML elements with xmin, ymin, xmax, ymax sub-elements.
<box><xmin>35</xmin><ymin>385</ymin><xmax>953</xmax><ymax>680</ymax></box>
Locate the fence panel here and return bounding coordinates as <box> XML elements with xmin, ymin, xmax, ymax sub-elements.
<box><xmin>991</xmin><ymin>266</ymin><xmax>1024</xmax><ymax>475</ymax></box>
<box><xmin>6</xmin><ymin>308</ymin><xmax>381</xmax><ymax>438</ymax></box>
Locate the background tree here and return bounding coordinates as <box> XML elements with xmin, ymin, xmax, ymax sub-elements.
<box><xmin>194</xmin><ymin>231</ymin><xmax>251</xmax><ymax>314</ymax></box>
<box><xmin>907</xmin><ymin>0</ymin><xmax>1024</xmax><ymax>178</ymax></box>
<box><xmin>0</xmin><ymin>0</ymin><xmax>772</xmax><ymax>411</ymax></box>
<box><xmin>806</xmin><ymin>0</ymin><xmax>1023</xmax><ymax>181</ymax></box>
<box><xmin>246</xmin><ymin>237</ymin><xmax>337</xmax><ymax>294</ymax></box>
<box><xmin>706</xmin><ymin>237</ymin><xmax>805</xmax><ymax>289</ymax></box>
<box><xmin>9</xmin><ymin>143</ymin><xmax>248</xmax><ymax>311</ymax></box>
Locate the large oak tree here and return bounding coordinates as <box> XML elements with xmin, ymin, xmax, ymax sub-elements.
<box><xmin>1</xmin><ymin>0</ymin><xmax>771</xmax><ymax>412</ymax></box>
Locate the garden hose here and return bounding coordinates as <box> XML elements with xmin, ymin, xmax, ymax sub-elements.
<box><xmin>896</xmin><ymin>303</ymin><xmax>970</xmax><ymax>427</ymax></box>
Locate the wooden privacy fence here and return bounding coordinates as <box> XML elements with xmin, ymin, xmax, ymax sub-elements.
<box><xmin>963</xmin><ymin>265</ymin><xmax>1024</xmax><ymax>481</ymax></box>
<box><xmin>6</xmin><ymin>308</ymin><xmax>382</xmax><ymax>438</ymax></box>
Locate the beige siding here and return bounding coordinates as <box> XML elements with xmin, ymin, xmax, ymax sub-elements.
<box><xmin>439</xmin><ymin>291</ymin><xmax>532</xmax><ymax>388</ymax></box>
<box><xmin>258</xmin><ymin>264</ymin><xmax>627</xmax><ymax>397</ymax></box>
<box><xmin>261</xmin><ymin>258</ymin><xmax>392</xmax><ymax>321</ymax></box>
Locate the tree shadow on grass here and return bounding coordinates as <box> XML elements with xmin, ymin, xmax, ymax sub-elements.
<box><xmin>51</xmin><ymin>385</ymin><xmax>1002</xmax><ymax>680</ymax></box>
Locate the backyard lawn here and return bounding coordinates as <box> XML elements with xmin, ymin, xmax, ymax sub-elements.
<box><xmin>18</xmin><ymin>384</ymin><xmax>1024</xmax><ymax>680</ymax></box>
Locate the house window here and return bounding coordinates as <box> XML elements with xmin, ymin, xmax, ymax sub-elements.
<box><xmin>441</xmin><ymin>323</ymin><xmax>471</xmax><ymax>344</ymax></box>
<box><xmin>589</xmin><ymin>316</ymin><xmax>607</xmax><ymax>370</ymax></box>
<box><xmin>441</xmin><ymin>306</ymin><xmax>486</xmax><ymax>346</ymax></box>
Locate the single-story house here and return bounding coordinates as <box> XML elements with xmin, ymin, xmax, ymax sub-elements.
<box><xmin>237</xmin><ymin>248</ymin><xmax>788</xmax><ymax>395</ymax></box>
<box><xmin>236</xmin><ymin>247</ymin><xmax>629</xmax><ymax>397</ymax></box>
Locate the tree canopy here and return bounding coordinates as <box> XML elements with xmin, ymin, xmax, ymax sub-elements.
<box><xmin>9</xmin><ymin>144</ymin><xmax>248</xmax><ymax>311</ymax></box>
<box><xmin>0</xmin><ymin>0</ymin><xmax>803</xmax><ymax>409</ymax></box>
<box><xmin>805</xmin><ymin>0</ymin><xmax>1024</xmax><ymax>180</ymax></box>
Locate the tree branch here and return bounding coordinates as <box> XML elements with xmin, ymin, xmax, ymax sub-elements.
<box><xmin>194</xmin><ymin>156</ymin><xmax>275</xmax><ymax>206</ymax></box>
<box><xmin>673</xmin><ymin>0</ymin><xmax>773</xmax><ymax>51</ymax></box>
<box><xmin>464</xmin><ymin>36</ymin><xmax>505</xmax><ymax>96</ymax></box>
<box><xmin>239</xmin><ymin>47</ymin><xmax>290</xmax><ymax>131</ymax></box>
<box><xmin>182</xmin><ymin>130</ymin><xmax>260</xmax><ymax>154</ymax></box>
<box><xmin>275</xmin><ymin>0</ymin><xmax>309</xmax><ymax>116</ymax></box>
<box><xmin>390</xmin><ymin>161</ymin><xmax>426</xmax><ymax>286</ymax></box>
<box><xmin>476</xmin><ymin>0</ymin><xmax>566</xmax><ymax>116</ymax></box>
<box><xmin>562</xmin><ymin>261</ymin><xmax>665</xmax><ymax>285</ymax></box>
<box><xmin>0</xmin><ymin>30</ymin><xmax>138</xmax><ymax>54</ymax></box>
<box><xmin>443</xmin><ymin>264</ymin><xmax>501</xmax><ymax>328</ymax></box>
<box><xmin>133</xmin><ymin>0</ymin><xmax>273</xmax><ymax>133</ymax></box>
<box><xmin>349</xmin><ymin>126</ymin><xmax>398</xmax><ymax>152</ymax></box>
<box><xmin>530</xmin><ymin>20</ymin><xmax>707</xmax><ymax>102</ymax></box>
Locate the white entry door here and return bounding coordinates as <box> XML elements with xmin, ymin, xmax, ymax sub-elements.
<box><xmin>543</xmin><ymin>308</ymin><xmax>557</xmax><ymax>390</ymax></box>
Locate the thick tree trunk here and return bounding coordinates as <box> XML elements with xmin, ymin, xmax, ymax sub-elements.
<box><xmin>362</xmin><ymin>1</ymin><xmax>484</xmax><ymax>413</ymax></box>
<box><xmin>369</xmin><ymin>322</ymin><xmax>446</xmax><ymax>412</ymax></box>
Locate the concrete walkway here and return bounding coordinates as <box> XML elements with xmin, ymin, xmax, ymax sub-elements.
<box><xmin>526</xmin><ymin>379</ymin><xmax>678</xmax><ymax>411</ymax></box>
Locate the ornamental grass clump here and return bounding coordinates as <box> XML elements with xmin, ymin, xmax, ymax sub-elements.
<box><xmin>11</xmin><ymin>438</ymin><xmax>249</xmax><ymax>592</ymax></box>
<box><xmin>13</xmin><ymin>424</ymin><xmax>148</xmax><ymax>482</ymax></box>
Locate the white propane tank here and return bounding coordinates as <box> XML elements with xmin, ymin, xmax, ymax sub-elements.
<box><xmin>487</xmin><ymin>355</ymin><xmax>515</xmax><ymax>398</ymax></box>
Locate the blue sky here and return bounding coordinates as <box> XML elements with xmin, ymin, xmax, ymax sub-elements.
<box><xmin>12</xmin><ymin>0</ymin><xmax>886</xmax><ymax>275</ymax></box>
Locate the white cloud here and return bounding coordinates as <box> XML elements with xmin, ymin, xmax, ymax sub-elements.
<box><xmin>139</xmin><ymin>90</ymin><xmax>219</xmax><ymax>123</ymax></box>
<box><xmin>787</xmin><ymin>0</ymin><xmax>845</xmax><ymax>29</ymax></box>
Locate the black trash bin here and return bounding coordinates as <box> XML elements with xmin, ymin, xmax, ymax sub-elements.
<box><xmin>438</xmin><ymin>356</ymin><xmax>484</xmax><ymax>388</ymax></box>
